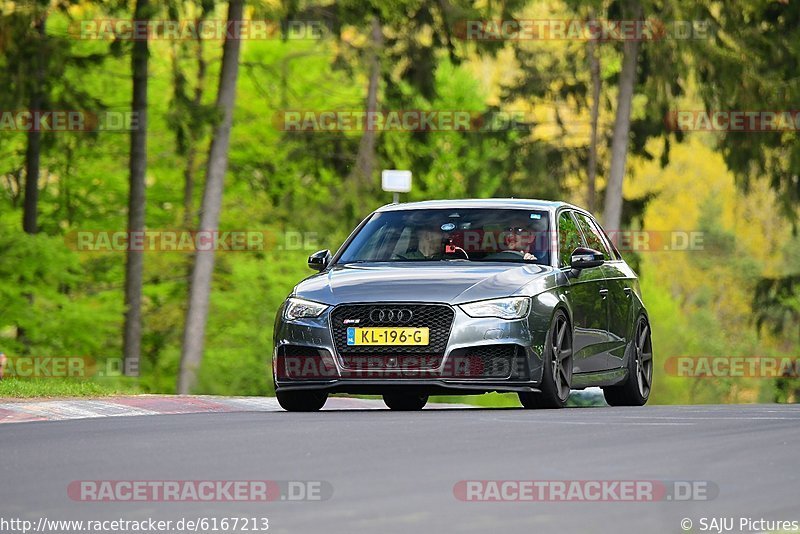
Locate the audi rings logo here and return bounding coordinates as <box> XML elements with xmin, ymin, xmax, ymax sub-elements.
<box><xmin>369</xmin><ymin>308</ymin><xmax>413</xmax><ymax>323</ymax></box>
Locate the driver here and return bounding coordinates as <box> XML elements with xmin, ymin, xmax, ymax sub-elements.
<box><xmin>505</xmin><ymin>226</ymin><xmax>537</xmax><ymax>260</ymax></box>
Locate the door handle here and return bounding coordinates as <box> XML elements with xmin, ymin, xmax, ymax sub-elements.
<box><xmin>599</xmin><ymin>288</ymin><xmax>609</xmax><ymax>297</ymax></box>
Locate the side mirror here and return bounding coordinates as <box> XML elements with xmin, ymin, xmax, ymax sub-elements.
<box><xmin>570</xmin><ymin>247</ymin><xmax>604</xmax><ymax>270</ymax></box>
<box><xmin>308</xmin><ymin>249</ymin><xmax>331</xmax><ymax>271</ymax></box>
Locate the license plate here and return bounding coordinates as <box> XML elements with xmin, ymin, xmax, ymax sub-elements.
<box><xmin>346</xmin><ymin>327</ymin><xmax>429</xmax><ymax>346</ymax></box>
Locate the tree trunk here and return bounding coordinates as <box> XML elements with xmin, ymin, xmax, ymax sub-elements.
<box><xmin>183</xmin><ymin>149</ymin><xmax>197</xmax><ymax>227</ymax></box>
<box><xmin>178</xmin><ymin>0</ymin><xmax>244</xmax><ymax>394</ymax></box>
<box><xmin>603</xmin><ymin>0</ymin><xmax>642</xmax><ymax>230</ymax></box>
<box><xmin>122</xmin><ymin>0</ymin><xmax>150</xmax><ymax>378</ymax></box>
<box><xmin>349</xmin><ymin>16</ymin><xmax>382</xmax><ymax>188</ymax></box>
<box><xmin>586</xmin><ymin>19</ymin><xmax>601</xmax><ymax>213</ymax></box>
<box><xmin>18</xmin><ymin>14</ymin><xmax>48</xmax><ymax>349</ymax></box>
<box><xmin>183</xmin><ymin>9</ymin><xmax>210</xmax><ymax>229</ymax></box>
<box><xmin>22</xmin><ymin>15</ymin><xmax>47</xmax><ymax>235</ymax></box>
<box><xmin>23</xmin><ymin>126</ymin><xmax>41</xmax><ymax>234</ymax></box>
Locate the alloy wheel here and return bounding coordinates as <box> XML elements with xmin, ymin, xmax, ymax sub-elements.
<box><xmin>635</xmin><ymin>319</ymin><xmax>653</xmax><ymax>398</ymax></box>
<box><xmin>551</xmin><ymin>313</ymin><xmax>573</xmax><ymax>401</ymax></box>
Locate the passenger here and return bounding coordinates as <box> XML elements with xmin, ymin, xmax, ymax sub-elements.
<box><xmin>405</xmin><ymin>228</ymin><xmax>443</xmax><ymax>260</ymax></box>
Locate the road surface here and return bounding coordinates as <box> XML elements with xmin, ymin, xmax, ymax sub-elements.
<box><xmin>1</xmin><ymin>403</ymin><xmax>798</xmax><ymax>534</ymax></box>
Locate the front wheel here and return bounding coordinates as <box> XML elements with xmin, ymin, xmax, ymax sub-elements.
<box><xmin>603</xmin><ymin>315</ymin><xmax>653</xmax><ymax>406</ymax></box>
<box><xmin>383</xmin><ymin>393</ymin><xmax>428</xmax><ymax>411</ymax></box>
<box><xmin>519</xmin><ymin>309</ymin><xmax>573</xmax><ymax>409</ymax></box>
<box><xmin>276</xmin><ymin>390</ymin><xmax>328</xmax><ymax>412</ymax></box>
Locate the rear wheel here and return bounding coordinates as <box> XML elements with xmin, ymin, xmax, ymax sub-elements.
<box><xmin>383</xmin><ymin>393</ymin><xmax>428</xmax><ymax>411</ymax></box>
<box><xmin>276</xmin><ymin>390</ymin><xmax>328</xmax><ymax>412</ymax></box>
<box><xmin>603</xmin><ymin>315</ymin><xmax>652</xmax><ymax>406</ymax></box>
<box><xmin>519</xmin><ymin>310</ymin><xmax>573</xmax><ymax>409</ymax></box>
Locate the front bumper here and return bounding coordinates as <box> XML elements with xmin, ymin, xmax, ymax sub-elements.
<box><xmin>273</xmin><ymin>303</ymin><xmax>546</xmax><ymax>395</ymax></box>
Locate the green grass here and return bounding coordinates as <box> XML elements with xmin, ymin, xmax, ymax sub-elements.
<box><xmin>0</xmin><ymin>378</ymin><xmax>140</xmax><ymax>399</ymax></box>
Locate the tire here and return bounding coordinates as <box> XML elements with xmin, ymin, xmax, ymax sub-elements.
<box><xmin>383</xmin><ymin>393</ymin><xmax>428</xmax><ymax>411</ymax></box>
<box><xmin>603</xmin><ymin>315</ymin><xmax>653</xmax><ymax>406</ymax></box>
<box><xmin>276</xmin><ymin>390</ymin><xmax>328</xmax><ymax>412</ymax></box>
<box><xmin>519</xmin><ymin>309</ymin><xmax>573</xmax><ymax>409</ymax></box>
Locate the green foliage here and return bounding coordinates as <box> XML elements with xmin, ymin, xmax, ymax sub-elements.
<box><xmin>691</xmin><ymin>0</ymin><xmax>800</xmax><ymax>220</ymax></box>
<box><xmin>0</xmin><ymin>214</ymin><xmax>122</xmax><ymax>359</ymax></box>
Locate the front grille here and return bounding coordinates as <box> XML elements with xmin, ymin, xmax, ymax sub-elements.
<box><xmin>330</xmin><ymin>303</ymin><xmax>455</xmax><ymax>358</ymax></box>
<box><xmin>444</xmin><ymin>344</ymin><xmax>522</xmax><ymax>379</ymax></box>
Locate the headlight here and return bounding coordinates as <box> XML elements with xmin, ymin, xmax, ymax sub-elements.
<box><xmin>283</xmin><ymin>297</ymin><xmax>329</xmax><ymax>320</ymax></box>
<box><xmin>459</xmin><ymin>297</ymin><xmax>530</xmax><ymax>320</ymax></box>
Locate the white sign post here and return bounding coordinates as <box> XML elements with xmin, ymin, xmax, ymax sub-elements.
<box><xmin>381</xmin><ymin>170</ymin><xmax>412</xmax><ymax>203</ymax></box>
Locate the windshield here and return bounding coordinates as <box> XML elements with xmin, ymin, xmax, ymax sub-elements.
<box><xmin>337</xmin><ymin>208</ymin><xmax>552</xmax><ymax>265</ymax></box>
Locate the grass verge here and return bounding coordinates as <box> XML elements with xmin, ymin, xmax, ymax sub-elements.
<box><xmin>0</xmin><ymin>378</ymin><xmax>140</xmax><ymax>399</ymax></box>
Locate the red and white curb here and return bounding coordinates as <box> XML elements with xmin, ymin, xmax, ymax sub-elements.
<box><xmin>0</xmin><ymin>396</ymin><xmax>471</xmax><ymax>424</ymax></box>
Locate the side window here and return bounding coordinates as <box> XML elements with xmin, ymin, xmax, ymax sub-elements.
<box><xmin>590</xmin><ymin>217</ymin><xmax>620</xmax><ymax>260</ymax></box>
<box><xmin>558</xmin><ymin>211</ymin><xmax>584</xmax><ymax>267</ymax></box>
<box><xmin>575</xmin><ymin>213</ymin><xmax>612</xmax><ymax>259</ymax></box>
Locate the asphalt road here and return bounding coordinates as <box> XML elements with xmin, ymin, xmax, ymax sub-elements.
<box><xmin>1</xmin><ymin>404</ymin><xmax>799</xmax><ymax>534</ymax></box>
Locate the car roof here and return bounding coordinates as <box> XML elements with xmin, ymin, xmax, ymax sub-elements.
<box><xmin>376</xmin><ymin>198</ymin><xmax>584</xmax><ymax>213</ymax></box>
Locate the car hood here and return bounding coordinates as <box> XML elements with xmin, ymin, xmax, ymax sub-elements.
<box><xmin>293</xmin><ymin>262</ymin><xmax>553</xmax><ymax>304</ymax></box>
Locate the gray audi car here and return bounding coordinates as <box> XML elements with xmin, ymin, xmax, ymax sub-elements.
<box><xmin>272</xmin><ymin>199</ymin><xmax>653</xmax><ymax>411</ymax></box>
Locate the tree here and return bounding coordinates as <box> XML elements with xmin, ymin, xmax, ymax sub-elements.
<box><xmin>165</xmin><ymin>0</ymin><xmax>215</xmax><ymax>229</ymax></box>
<box><xmin>603</xmin><ymin>0</ymin><xmax>642</xmax><ymax>231</ymax></box>
<box><xmin>122</xmin><ymin>0</ymin><xmax>151</xmax><ymax>378</ymax></box>
<box><xmin>689</xmin><ymin>0</ymin><xmax>800</xmax><ymax>400</ymax></box>
<box><xmin>691</xmin><ymin>0</ymin><xmax>799</xmax><ymax>222</ymax></box>
<box><xmin>23</xmin><ymin>13</ymin><xmax>47</xmax><ymax>235</ymax></box>
<box><xmin>586</xmin><ymin>12</ymin><xmax>601</xmax><ymax>212</ymax></box>
<box><xmin>348</xmin><ymin>15</ymin><xmax>382</xmax><ymax>189</ymax></box>
<box><xmin>178</xmin><ymin>0</ymin><xmax>245</xmax><ymax>394</ymax></box>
